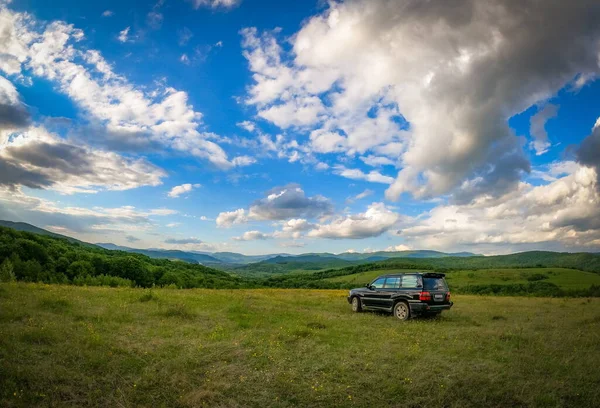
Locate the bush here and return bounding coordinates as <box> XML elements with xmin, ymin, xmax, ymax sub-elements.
<box><xmin>526</xmin><ymin>273</ymin><xmax>549</xmax><ymax>282</ymax></box>
<box><xmin>0</xmin><ymin>259</ymin><xmax>16</xmax><ymax>282</ymax></box>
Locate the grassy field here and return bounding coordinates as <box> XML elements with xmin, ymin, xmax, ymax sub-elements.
<box><xmin>324</xmin><ymin>267</ymin><xmax>600</xmax><ymax>290</ymax></box>
<box><xmin>1</xmin><ymin>284</ymin><xmax>600</xmax><ymax>407</ymax></box>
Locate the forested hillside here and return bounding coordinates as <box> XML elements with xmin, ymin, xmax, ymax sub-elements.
<box><xmin>0</xmin><ymin>226</ymin><xmax>250</xmax><ymax>289</ymax></box>
<box><xmin>262</xmin><ymin>252</ymin><xmax>600</xmax><ymax>288</ymax></box>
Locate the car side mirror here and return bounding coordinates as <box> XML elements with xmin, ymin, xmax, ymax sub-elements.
<box><xmin>365</xmin><ymin>283</ymin><xmax>372</xmax><ymax>290</ymax></box>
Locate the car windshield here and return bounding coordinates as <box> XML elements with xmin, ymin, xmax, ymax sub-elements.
<box><xmin>423</xmin><ymin>277</ymin><xmax>448</xmax><ymax>291</ymax></box>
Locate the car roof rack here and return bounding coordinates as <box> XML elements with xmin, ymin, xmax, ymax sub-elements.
<box><xmin>422</xmin><ymin>272</ymin><xmax>446</xmax><ymax>278</ymax></box>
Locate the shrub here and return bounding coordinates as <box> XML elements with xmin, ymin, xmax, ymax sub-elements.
<box><xmin>0</xmin><ymin>259</ymin><xmax>16</xmax><ymax>282</ymax></box>
<box><xmin>526</xmin><ymin>273</ymin><xmax>549</xmax><ymax>282</ymax></box>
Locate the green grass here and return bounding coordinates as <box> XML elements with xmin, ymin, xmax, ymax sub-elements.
<box><xmin>324</xmin><ymin>267</ymin><xmax>600</xmax><ymax>290</ymax></box>
<box><xmin>1</xmin><ymin>283</ymin><xmax>600</xmax><ymax>407</ymax></box>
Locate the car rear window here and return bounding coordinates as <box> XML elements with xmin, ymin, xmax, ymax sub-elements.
<box><xmin>423</xmin><ymin>277</ymin><xmax>448</xmax><ymax>291</ymax></box>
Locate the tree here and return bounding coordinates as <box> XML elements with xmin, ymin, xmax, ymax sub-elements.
<box><xmin>66</xmin><ymin>261</ymin><xmax>94</xmax><ymax>280</ymax></box>
<box><xmin>0</xmin><ymin>259</ymin><xmax>16</xmax><ymax>282</ymax></box>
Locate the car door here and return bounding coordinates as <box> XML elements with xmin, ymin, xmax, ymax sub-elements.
<box><xmin>399</xmin><ymin>274</ymin><xmax>421</xmax><ymax>299</ymax></box>
<box><xmin>362</xmin><ymin>277</ymin><xmax>386</xmax><ymax>307</ymax></box>
<box><xmin>377</xmin><ymin>277</ymin><xmax>401</xmax><ymax>309</ymax></box>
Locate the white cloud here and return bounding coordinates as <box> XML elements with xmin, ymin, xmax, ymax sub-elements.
<box><xmin>191</xmin><ymin>0</ymin><xmax>241</xmax><ymax>10</ymax></box>
<box><xmin>0</xmin><ymin>187</ymin><xmax>176</xmax><ymax>235</ymax></box>
<box><xmin>333</xmin><ymin>166</ymin><xmax>394</xmax><ymax>184</ymax></box>
<box><xmin>273</xmin><ymin>218</ymin><xmax>314</xmax><ymax>239</ymax></box>
<box><xmin>529</xmin><ymin>104</ymin><xmax>559</xmax><ymax>155</ymax></box>
<box><xmin>241</xmin><ymin>0</ymin><xmax>600</xmax><ymax>202</ymax></box>
<box><xmin>308</xmin><ymin>202</ymin><xmax>400</xmax><ymax>239</ymax></box>
<box><xmin>102</xmin><ymin>10</ymin><xmax>114</xmax><ymax>17</ymax></box>
<box><xmin>233</xmin><ymin>230</ymin><xmax>271</xmax><ymax>241</ymax></box>
<box><xmin>346</xmin><ymin>189</ymin><xmax>374</xmax><ymax>203</ymax></box>
<box><xmin>360</xmin><ymin>155</ymin><xmax>395</xmax><ymax>167</ymax></box>
<box><xmin>167</xmin><ymin>183</ymin><xmax>200</xmax><ymax>198</ymax></box>
<box><xmin>231</xmin><ymin>155</ymin><xmax>256</xmax><ymax>167</ymax></box>
<box><xmin>386</xmin><ymin>244</ymin><xmax>411</xmax><ymax>252</ymax></box>
<box><xmin>397</xmin><ymin>163</ymin><xmax>600</xmax><ymax>252</ymax></box>
<box><xmin>216</xmin><ymin>208</ymin><xmax>247</xmax><ymax>227</ymax></box>
<box><xmin>247</xmin><ymin>184</ymin><xmax>333</xmax><ymax>221</ymax></box>
<box><xmin>237</xmin><ymin>120</ymin><xmax>256</xmax><ymax>133</ymax></box>
<box><xmin>117</xmin><ymin>26</ymin><xmax>130</xmax><ymax>43</ymax></box>
<box><xmin>0</xmin><ymin>126</ymin><xmax>166</xmax><ymax>194</ymax></box>
<box><xmin>0</xmin><ymin>7</ymin><xmax>241</xmax><ymax>170</ymax></box>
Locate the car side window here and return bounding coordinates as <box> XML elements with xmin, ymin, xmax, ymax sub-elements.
<box><xmin>401</xmin><ymin>275</ymin><xmax>419</xmax><ymax>288</ymax></box>
<box><xmin>371</xmin><ymin>278</ymin><xmax>386</xmax><ymax>289</ymax></box>
<box><xmin>383</xmin><ymin>277</ymin><xmax>400</xmax><ymax>288</ymax></box>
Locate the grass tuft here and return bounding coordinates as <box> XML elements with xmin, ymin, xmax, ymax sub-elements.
<box><xmin>38</xmin><ymin>298</ymin><xmax>71</xmax><ymax>312</ymax></box>
<box><xmin>163</xmin><ymin>303</ymin><xmax>195</xmax><ymax>319</ymax></box>
<box><xmin>139</xmin><ymin>290</ymin><xmax>158</xmax><ymax>302</ymax></box>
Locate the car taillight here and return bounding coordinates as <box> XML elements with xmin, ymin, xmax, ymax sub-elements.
<box><xmin>446</xmin><ymin>292</ymin><xmax>451</xmax><ymax>301</ymax></box>
<box><xmin>419</xmin><ymin>291</ymin><xmax>431</xmax><ymax>301</ymax></box>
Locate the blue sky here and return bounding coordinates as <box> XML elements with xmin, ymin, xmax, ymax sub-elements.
<box><xmin>1</xmin><ymin>0</ymin><xmax>599</xmax><ymax>255</ymax></box>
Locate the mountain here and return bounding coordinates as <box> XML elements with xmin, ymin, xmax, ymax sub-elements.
<box><xmin>0</xmin><ymin>220</ymin><xmax>96</xmax><ymax>247</ymax></box>
<box><xmin>96</xmin><ymin>244</ymin><xmax>223</xmax><ymax>265</ymax></box>
<box><xmin>206</xmin><ymin>252</ymin><xmax>290</xmax><ymax>264</ymax></box>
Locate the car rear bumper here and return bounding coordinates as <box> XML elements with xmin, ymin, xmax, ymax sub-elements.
<box><xmin>409</xmin><ymin>301</ymin><xmax>453</xmax><ymax>314</ymax></box>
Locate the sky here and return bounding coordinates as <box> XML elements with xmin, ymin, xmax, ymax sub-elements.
<box><xmin>0</xmin><ymin>0</ymin><xmax>599</xmax><ymax>255</ymax></box>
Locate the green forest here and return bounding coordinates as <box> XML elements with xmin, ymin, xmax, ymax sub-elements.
<box><xmin>2</xmin><ymin>225</ymin><xmax>600</xmax><ymax>297</ymax></box>
<box><xmin>0</xmin><ymin>226</ymin><xmax>251</xmax><ymax>289</ymax></box>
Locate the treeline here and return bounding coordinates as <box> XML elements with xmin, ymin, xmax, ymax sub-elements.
<box><xmin>0</xmin><ymin>226</ymin><xmax>253</xmax><ymax>289</ymax></box>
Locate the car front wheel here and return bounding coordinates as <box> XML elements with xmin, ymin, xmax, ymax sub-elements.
<box><xmin>393</xmin><ymin>301</ymin><xmax>410</xmax><ymax>321</ymax></box>
<box><xmin>351</xmin><ymin>297</ymin><xmax>362</xmax><ymax>313</ymax></box>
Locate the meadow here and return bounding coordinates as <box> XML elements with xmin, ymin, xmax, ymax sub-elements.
<box><xmin>325</xmin><ymin>267</ymin><xmax>600</xmax><ymax>289</ymax></box>
<box><xmin>1</xmin><ymin>283</ymin><xmax>600</xmax><ymax>407</ymax></box>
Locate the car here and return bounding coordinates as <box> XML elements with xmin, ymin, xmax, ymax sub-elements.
<box><xmin>347</xmin><ymin>272</ymin><xmax>453</xmax><ymax>321</ymax></box>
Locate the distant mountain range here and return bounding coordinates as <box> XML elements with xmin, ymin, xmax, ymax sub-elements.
<box><xmin>0</xmin><ymin>220</ymin><xmax>95</xmax><ymax>247</ymax></box>
<box><xmin>2</xmin><ymin>219</ymin><xmax>478</xmax><ymax>267</ymax></box>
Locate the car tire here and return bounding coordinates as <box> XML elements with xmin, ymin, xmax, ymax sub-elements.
<box><xmin>351</xmin><ymin>296</ymin><xmax>362</xmax><ymax>313</ymax></box>
<box><xmin>393</xmin><ymin>301</ymin><xmax>410</xmax><ymax>321</ymax></box>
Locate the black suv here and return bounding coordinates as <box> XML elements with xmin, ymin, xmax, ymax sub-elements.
<box><xmin>347</xmin><ymin>272</ymin><xmax>453</xmax><ymax>320</ymax></box>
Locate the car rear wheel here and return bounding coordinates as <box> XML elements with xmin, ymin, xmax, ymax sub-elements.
<box><xmin>393</xmin><ymin>301</ymin><xmax>410</xmax><ymax>321</ymax></box>
<box><xmin>351</xmin><ymin>297</ymin><xmax>362</xmax><ymax>313</ymax></box>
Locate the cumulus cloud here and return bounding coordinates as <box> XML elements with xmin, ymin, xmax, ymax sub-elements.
<box><xmin>167</xmin><ymin>183</ymin><xmax>200</xmax><ymax>198</ymax></box>
<box><xmin>273</xmin><ymin>218</ymin><xmax>314</xmax><ymax>239</ymax></box>
<box><xmin>216</xmin><ymin>184</ymin><xmax>333</xmax><ymax>228</ymax></box>
<box><xmin>216</xmin><ymin>208</ymin><xmax>247</xmax><ymax>227</ymax></box>
<box><xmin>248</xmin><ymin>184</ymin><xmax>333</xmax><ymax>221</ymax></box>
<box><xmin>576</xmin><ymin>119</ymin><xmax>600</xmax><ymax>189</ymax></box>
<box><xmin>397</xmin><ymin>163</ymin><xmax>600</xmax><ymax>252</ymax></box>
<box><xmin>0</xmin><ymin>187</ymin><xmax>175</xmax><ymax>235</ymax></box>
<box><xmin>241</xmin><ymin>0</ymin><xmax>600</xmax><ymax>202</ymax></box>
<box><xmin>0</xmin><ymin>6</ymin><xmax>242</xmax><ymax>170</ymax></box>
<box><xmin>101</xmin><ymin>10</ymin><xmax>114</xmax><ymax>17</ymax></box>
<box><xmin>233</xmin><ymin>230</ymin><xmax>270</xmax><ymax>241</ymax></box>
<box><xmin>0</xmin><ymin>75</ymin><xmax>30</xmax><ymax>128</ymax></box>
<box><xmin>0</xmin><ymin>126</ymin><xmax>166</xmax><ymax>194</ymax></box>
<box><xmin>307</xmin><ymin>202</ymin><xmax>400</xmax><ymax>239</ymax></box>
